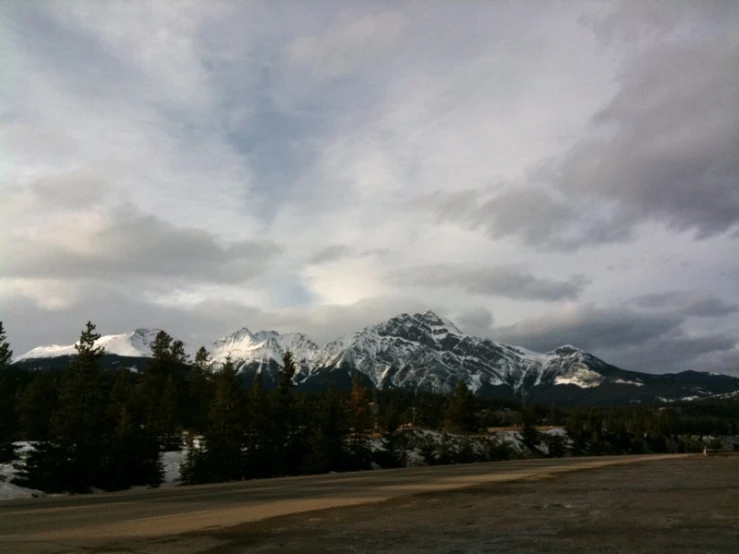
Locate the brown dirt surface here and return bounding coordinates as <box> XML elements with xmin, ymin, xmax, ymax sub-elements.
<box><xmin>129</xmin><ymin>456</ymin><xmax>739</xmax><ymax>554</ymax></box>
<box><xmin>2</xmin><ymin>455</ymin><xmax>737</xmax><ymax>553</ymax></box>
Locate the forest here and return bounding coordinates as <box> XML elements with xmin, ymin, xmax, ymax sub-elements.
<box><xmin>1</xmin><ymin>321</ymin><xmax>737</xmax><ymax>495</ymax></box>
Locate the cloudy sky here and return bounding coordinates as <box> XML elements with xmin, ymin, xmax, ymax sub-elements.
<box><xmin>1</xmin><ymin>1</ymin><xmax>737</xmax><ymax>375</ymax></box>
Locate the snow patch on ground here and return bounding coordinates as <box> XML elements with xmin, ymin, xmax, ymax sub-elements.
<box><xmin>1</xmin><ymin>428</ymin><xmax>575</xmax><ymax>501</ymax></box>
<box><xmin>161</xmin><ymin>450</ymin><xmax>185</xmax><ymax>487</ymax></box>
<box><xmin>613</xmin><ymin>379</ymin><xmax>644</xmax><ymax>387</ymax></box>
<box><xmin>0</xmin><ymin>444</ymin><xmax>185</xmax><ymax>501</ymax></box>
<box><xmin>0</xmin><ymin>443</ymin><xmax>45</xmax><ymax>501</ymax></box>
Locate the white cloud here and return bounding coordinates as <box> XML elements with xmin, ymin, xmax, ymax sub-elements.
<box><xmin>0</xmin><ymin>1</ymin><xmax>736</xmax><ymax>375</ymax></box>
<box><xmin>286</xmin><ymin>11</ymin><xmax>406</xmax><ymax>80</ymax></box>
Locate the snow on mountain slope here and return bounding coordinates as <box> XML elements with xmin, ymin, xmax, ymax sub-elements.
<box><xmin>13</xmin><ymin>311</ymin><xmax>739</xmax><ymax>402</ymax></box>
<box><xmin>13</xmin><ymin>329</ymin><xmax>161</xmax><ymax>362</ymax></box>
<box><xmin>211</xmin><ymin>328</ymin><xmax>320</xmax><ymax>363</ymax></box>
<box><xmin>304</xmin><ymin>311</ymin><xmax>610</xmax><ymax>394</ymax></box>
<box><xmin>209</xmin><ymin>327</ymin><xmax>323</xmax><ymax>380</ymax></box>
<box><xmin>553</xmin><ymin>364</ymin><xmax>603</xmax><ymax>389</ymax></box>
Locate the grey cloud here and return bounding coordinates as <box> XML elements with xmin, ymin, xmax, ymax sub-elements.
<box><xmin>557</xmin><ymin>42</ymin><xmax>739</xmax><ymax>239</ymax></box>
<box><xmin>418</xmin><ymin>21</ymin><xmax>739</xmax><ymax>250</ymax></box>
<box><xmin>393</xmin><ymin>264</ymin><xmax>590</xmax><ymax>301</ymax></box>
<box><xmin>308</xmin><ymin>245</ymin><xmax>354</xmax><ymax>264</ymax></box>
<box><xmin>490</xmin><ymin>303</ymin><xmax>738</xmax><ymax>375</ymax></box>
<box><xmin>424</xmin><ymin>187</ymin><xmax>631</xmax><ymax>250</ymax></box>
<box><xmin>26</xmin><ymin>170</ymin><xmax>108</xmax><ymax>208</ymax></box>
<box><xmin>631</xmin><ymin>291</ymin><xmax>739</xmax><ymax>318</ymax></box>
<box><xmin>308</xmin><ymin>245</ymin><xmax>390</xmax><ymax>265</ymax></box>
<box><xmin>601</xmin><ymin>333</ymin><xmax>739</xmax><ymax>375</ymax></box>
<box><xmin>588</xmin><ymin>1</ymin><xmax>739</xmax><ymax>44</ymax></box>
<box><xmin>456</xmin><ymin>307</ymin><xmax>495</xmax><ymax>337</ymax></box>
<box><xmin>4</xmin><ymin>170</ymin><xmax>109</xmax><ymax>214</ymax></box>
<box><xmin>491</xmin><ymin>305</ymin><xmax>682</xmax><ymax>353</ymax></box>
<box><xmin>2</xmin><ymin>284</ymin><xmax>429</xmax><ymax>354</ymax></box>
<box><xmin>5</xmin><ymin>207</ymin><xmax>281</xmax><ymax>284</ymax></box>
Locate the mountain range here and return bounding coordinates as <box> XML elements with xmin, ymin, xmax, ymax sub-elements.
<box><xmin>12</xmin><ymin>310</ymin><xmax>739</xmax><ymax>406</ymax></box>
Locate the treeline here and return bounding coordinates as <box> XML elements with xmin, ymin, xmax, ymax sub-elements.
<box><xmin>1</xmin><ymin>321</ymin><xmax>738</xmax><ymax>494</ymax></box>
<box><xmin>0</xmin><ymin>321</ymin><xmax>493</xmax><ymax>492</ymax></box>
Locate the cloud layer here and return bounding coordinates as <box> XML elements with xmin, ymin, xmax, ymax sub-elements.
<box><xmin>1</xmin><ymin>1</ymin><xmax>737</xmax><ymax>375</ymax></box>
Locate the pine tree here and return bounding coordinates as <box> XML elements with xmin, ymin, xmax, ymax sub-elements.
<box><xmin>201</xmin><ymin>356</ymin><xmax>246</xmax><ymax>482</ymax></box>
<box><xmin>308</xmin><ymin>387</ymin><xmax>348</xmax><ymax>473</ymax></box>
<box><xmin>18</xmin><ymin>375</ymin><xmax>59</xmax><ymax>441</ymax></box>
<box><xmin>521</xmin><ymin>404</ymin><xmax>539</xmax><ymax>447</ymax></box>
<box><xmin>170</xmin><ymin>340</ymin><xmax>189</xmax><ymax>364</ymax></box>
<box><xmin>445</xmin><ymin>381</ymin><xmax>476</xmax><ymax>433</ymax></box>
<box><xmin>100</xmin><ymin>370</ymin><xmax>163</xmax><ymax>490</ymax></box>
<box><xmin>18</xmin><ymin>322</ymin><xmax>107</xmax><ymax>493</ymax></box>
<box><xmin>188</xmin><ymin>346</ymin><xmax>214</xmax><ymax>432</ymax></box>
<box><xmin>150</xmin><ymin>330</ymin><xmax>173</xmax><ymax>362</ymax></box>
<box><xmin>0</xmin><ymin>321</ymin><xmax>11</xmax><ymax>368</ymax></box>
<box><xmin>345</xmin><ymin>374</ymin><xmax>372</xmax><ymax>468</ymax></box>
<box><xmin>0</xmin><ymin>321</ymin><xmax>16</xmax><ymax>462</ymax></box>
<box><xmin>139</xmin><ymin>330</ymin><xmax>185</xmax><ymax>447</ymax></box>
<box><xmin>194</xmin><ymin>346</ymin><xmax>212</xmax><ymax>370</ymax></box>
<box><xmin>274</xmin><ymin>351</ymin><xmax>298</xmax><ymax>475</ymax></box>
<box><xmin>244</xmin><ymin>373</ymin><xmax>273</xmax><ymax>478</ymax></box>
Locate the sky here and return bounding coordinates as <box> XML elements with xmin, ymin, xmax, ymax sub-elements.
<box><xmin>1</xmin><ymin>1</ymin><xmax>737</xmax><ymax>375</ymax></box>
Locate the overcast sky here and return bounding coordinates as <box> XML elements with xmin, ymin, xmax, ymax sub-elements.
<box><xmin>1</xmin><ymin>1</ymin><xmax>737</xmax><ymax>375</ymax></box>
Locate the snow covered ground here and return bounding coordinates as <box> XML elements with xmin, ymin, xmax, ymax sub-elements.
<box><xmin>0</xmin><ymin>429</ymin><xmax>569</xmax><ymax>502</ymax></box>
<box><xmin>0</xmin><ymin>443</ymin><xmax>44</xmax><ymax>501</ymax></box>
<box><xmin>161</xmin><ymin>450</ymin><xmax>185</xmax><ymax>487</ymax></box>
<box><xmin>0</xmin><ymin>443</ymin><xmax>186</xmax><ymax>501</ymax></box>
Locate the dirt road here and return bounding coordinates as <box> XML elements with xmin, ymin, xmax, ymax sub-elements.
<box><xmin>0</xmin><ymin>454</ymin><xmax>711</xmax><ymax>553</ymax></box>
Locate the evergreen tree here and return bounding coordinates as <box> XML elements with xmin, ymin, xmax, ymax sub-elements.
<box><xmin>345</xmin><ymin>374</ymin><xmax>372</xmax><ymax>468</ymax></box>
<box><xmin>100</xmin><ymin>370</ymin><xmax>163</xmax><ymax>490</ymax></box>
<box><xmin>308</xmin><ymin>386</ymin><xmax>348</xmax><ymax>473</ymax></box>
<box><xmin>0</xmin><ymin>321</ymin><xmax>16</xmax><ymax>462</ymax></box>
<box><xmin>18</xmin><ymin>322</ymin><xmax>106</xmax><ymax>493</ymax></box>
<box><xmin>244</xmin><ymin>373</ymin><xmax>273</xmax><ymax>478</ymax></box>
<box><xmin>521</xmin><ymin>404</ymin><xmax>539</xmax><ymax>447</ymax></box>
<box><xmin>17</xmin><ymin>375</ymin><xmax>59</xmax><ymax>441</ymax></box>
<box><xmin>548</xmin><ymin>435</ymin><xmax>566</xmax><ymax>458</ymax></box>
<box><xmin>198</xmin><ymin>356</ymin><xmax>245</xmax><ymax>483</ymax></box>
<box><xmin>376</xmin><ymin>429</ymin><xmax>408</xmax><ymax>468</ymax></box>
<box><xmin>274</xmin><ymin>351</ymin><xmax>298</xmax><ymax>475</ymax></box>
<box><xmin>170</xmin><ymin>340</ymin><xmax>189</xmax><ymax>364</ymax></box>
<box><xmin>188</xmin><ymin>346</ymin><xmax>214</xmax><ymax>432</ymax></box>
<box><xmin>194</xmin><ymin>346</ymin><xmax>212</xmax><ymax>370</ymax></box>
<box><xmin>139</xmin><ymin>330</ymin><xmax>185</xmax><ymax>447</ymax></box>
<box><xmin>0</xmin><ymin>321</ymin><xmax>11</xmax><ymax>368</ymax></box>
<box><xmin>445</xmin><ymin>381</ymin><xmax>476</xmax><ymax>433</ymax></box>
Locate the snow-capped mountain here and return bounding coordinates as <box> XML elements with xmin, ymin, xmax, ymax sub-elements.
<box><xmin>211</xmin><ymin>328</ymin><xmax>322</xmax><ymax>366</ymax></box>
<box><xmin>13</xmin><ymin>329</ymin><xmax>162</xmax><ymax>363</ymax></box>
<box><xmin>11</xmin><ymin>311</ymin><xmax>739</xmax><ymax>405</ymax></box>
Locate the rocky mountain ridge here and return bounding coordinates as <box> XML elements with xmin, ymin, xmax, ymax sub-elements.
<box><xmin>12</xmin><ymin>311</ymin><xmax>739</xmax><ymax>405</ymax></box>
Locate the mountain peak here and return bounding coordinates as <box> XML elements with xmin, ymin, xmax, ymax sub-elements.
<box><xmin>14</xmin><ymin>329</ymin><xmax>160</xmax><ymax>362</ymax></box>
<box><xmin>414</xmin><ymin>310</ymin><xmax>463</xmax><ymax>335</ymax></box>
<box><xmin>13</xmin><ymin>314</ymin><xmax>739</xmax><ymax>404</ymax></box>
<box><xmin>550</xmin><ymin>344</ymin><xmax>583</xmax><ymax>355</ymax></box>
<box><xmin>217</xmin><ymin>327</ymin><xmax>255</xmax><ymax>341</ymax></box>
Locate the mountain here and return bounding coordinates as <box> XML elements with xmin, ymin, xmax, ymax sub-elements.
<box><xmin>12</xmin><ymin>329</ymin><xmax>162</xmax><ymax>372</ymax></box>
<box><xmin>13</xmin><ymin>329</ymin><xmax>161</xmax><ymax>362</ymax></box>
<box><xmin>11</xmin><ymin>311</ymin><xmax>739</xmax><ymax>406</ymax></box>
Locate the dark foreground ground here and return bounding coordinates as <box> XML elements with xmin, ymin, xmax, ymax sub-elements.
<box><xmin>182</xmin><ymin>455</ymin><xmax>738</xmax><ymax>554</ymax></box>
<box><xmin>1</xmin><ymin>454</ymin><xmax>737</xmax><ymax>553</ymax></box>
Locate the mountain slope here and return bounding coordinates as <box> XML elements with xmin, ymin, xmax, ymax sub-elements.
<box><xmin>13</xmin><ymin>329</ymin><xmax>161</xmax><ymax>363</ymax></box>
<box><xmin>12</xmin><ymin>312</ymin><xmax>739</xmax><ymax>405</ymax></box>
